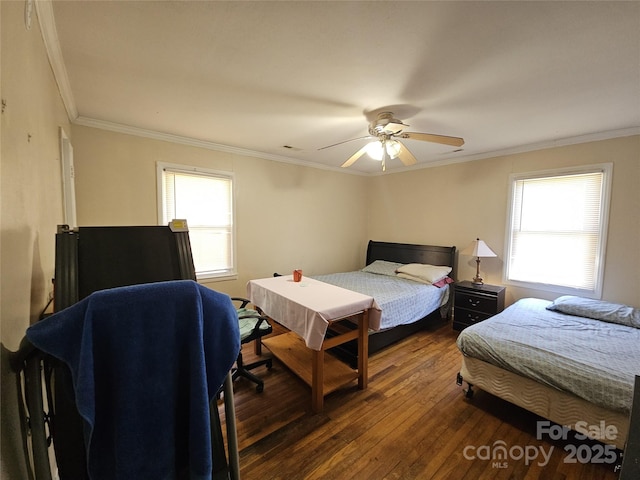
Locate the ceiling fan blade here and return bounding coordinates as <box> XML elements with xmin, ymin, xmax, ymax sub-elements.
<box><xmin>318</xmin><ymin>135</ymin><xmax>372</xmax><ymax>151</ymax></box>
<box><xmin>397</xmin><ymin>143</ymin><xmax>417</xmax><ymax>166</ymax></box>
<box><xmin>400</xmin><ymin>132</ymin><xmax>465</xmax><ymax>147</ymax></box>
<box><xmin>341</xmin><ymin>144</ymin><xmax>369</xmax><ymax>168</ymax></box>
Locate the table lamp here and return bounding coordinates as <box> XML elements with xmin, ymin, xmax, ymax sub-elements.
<box><xmin>461</xmin><ymin>238</ymin><xmax>497</xmax><ymax>285</ymax></box>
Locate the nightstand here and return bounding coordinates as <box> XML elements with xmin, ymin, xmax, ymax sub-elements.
<box><xmin>453</xmin><ymin>280</ymin><xmax>506</xmax><ymax>331</ymax></box>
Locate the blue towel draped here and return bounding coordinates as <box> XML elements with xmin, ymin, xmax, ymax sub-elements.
<box><xmin>26</xmin><ymin>280</ymin><xmax>240</xmax><ymax>480</ymax></box>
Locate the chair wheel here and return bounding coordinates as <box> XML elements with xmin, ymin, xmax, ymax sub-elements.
<box><xmin>266</xmin><ymin>359</ymin><xmax>273</xmax><ymax>370</ymax></box>
<box><xmin>256</xmin><ymin>384</ymin><xmax>264</xmax><ymax>393</ymax></box>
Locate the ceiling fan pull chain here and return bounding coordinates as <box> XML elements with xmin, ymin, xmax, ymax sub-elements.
<box><xmin>381</xmin><ymin>138</ymin><xmax>387</xmax><ymax>171</ymax></box>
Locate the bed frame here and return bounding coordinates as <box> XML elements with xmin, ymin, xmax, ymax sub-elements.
<box><xmin>328</xmin><ymin>240</ymin><xmax>457</xmax><ymax>367</ymax></box>
<box><xmin>457</xmin><ymin>355</ymin><xmax>629</xmax><ymax>450</ymax></box>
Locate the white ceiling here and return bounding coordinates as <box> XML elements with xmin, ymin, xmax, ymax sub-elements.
<box><xmin>46</xmin><ymin>0</ymin><xmax>640</xmax><ymax>174</ymax></box>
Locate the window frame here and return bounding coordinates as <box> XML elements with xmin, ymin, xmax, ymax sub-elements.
<box><xmin>156</xmin><ymin>162</ymin><xmax>237</xmax><ymax>281</ymax></box>
<box><xmin>503</xmin><ymin>163</ymin><xmax>613</xmax><ymax>298</ymax></box>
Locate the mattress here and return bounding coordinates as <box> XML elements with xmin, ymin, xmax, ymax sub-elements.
<box><xmin>459</xmin><ymin>355</ymin><xmax>629</xmax><ymax>450</ymax></box>
<box><xmin>456</xmin><ymin>298</ymin><xmax>640</xmax><ymax>414</ymax></box>
<box><xmin>312</xmin><ymin>270</ymin><xmax>449</xmax><ymax>330</ymax></box>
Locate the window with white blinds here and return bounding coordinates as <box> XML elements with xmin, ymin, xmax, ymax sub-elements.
<box><xmin>504</xmin><ymin>164</ymin><xmax>612</xmax><ymax>297</ymax></box>
<box><xmin>158</xmin><ymin>163</ymin><xmax>235</xmax><ymax>279</ymax></box>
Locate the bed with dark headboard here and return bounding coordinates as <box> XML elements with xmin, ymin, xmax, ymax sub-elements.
<box><xmin>315</xmin><ymin>240</ymin><xmax>457</xmax><ymax>366</ymax></box>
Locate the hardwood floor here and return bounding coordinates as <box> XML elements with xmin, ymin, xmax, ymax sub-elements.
<box><xmin>219</xmin><ymin>321</ymin><xmax>622</xmax><ymax>480</ymax></box>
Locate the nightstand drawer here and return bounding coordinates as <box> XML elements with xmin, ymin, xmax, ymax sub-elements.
<box><xmin>453</xmin><ymin>281</ymin><xmax>506</xmax><ymax>332</ymax></box>
<box><xmin>454</xmin><ymin>307</ymin><xmax>493</xmax><ymax>327</ymax></box>
<box><xmin>454</xmin><ymin>291</ymin><xmax>500</xmax><ymax>315</ymax></box>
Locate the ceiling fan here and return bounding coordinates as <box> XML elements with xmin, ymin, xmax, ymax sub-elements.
<box><xmin>320</xmin><ymin>112</ymin><xmax>465</xmax><ymax>171</ymax></box>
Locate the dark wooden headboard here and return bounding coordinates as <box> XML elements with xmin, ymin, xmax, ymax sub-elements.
<box><xmin>366</xmin><ymin>240</ymin><xmax>457</xmax><ymax>281</ymax></box>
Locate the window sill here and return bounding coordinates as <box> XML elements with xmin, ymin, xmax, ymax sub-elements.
<box><xmin>196</xmin><ymin>272</ymin><xmax>238</xmax><ymax>283</ymax></box>
<box><xmin>504</xmin><ymin>278</ymin><xmax>601</xmax><ymax>299</ymax></box>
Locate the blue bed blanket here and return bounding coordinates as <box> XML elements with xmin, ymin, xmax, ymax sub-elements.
<box><xmin>26</xmin><ymin>280</ymin><xmax>240</xmax><ymax>480</ymax></box>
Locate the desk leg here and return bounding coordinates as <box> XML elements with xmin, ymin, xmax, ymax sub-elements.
<box><xmin>358</xmin><ymin>309</ymin><xmax>369</xmax><ymax>390</ymax></box>
<box><xmin>311</xmin><ymin>348</ymin><xmax>324</xmax><ymax>413</ymax></box>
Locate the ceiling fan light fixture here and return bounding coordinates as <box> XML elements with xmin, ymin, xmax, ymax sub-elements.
<box><xmin>333</xmin><ymin>111</ymin><xmax>464</xmax><ymax>170</ymax></box>
<box><xmin>386</xmin><ymin>140</ymin><xmax>401</xmax><ymax>159</ymax></box>
<box><xmin>366</xmin><ymin>140</ymin><xmax>401</xmax><ymax>161</ymax></box>
<box><xmin>365</xmin><ymin>141</ymin><xmax>383</xmax><ymax>160</ymax></box>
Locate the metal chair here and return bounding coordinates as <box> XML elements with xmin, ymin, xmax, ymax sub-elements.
<box><xmin>231</xmin><ymin>298</ymin><xmax>273</xmax><ymax>393</ymax></box>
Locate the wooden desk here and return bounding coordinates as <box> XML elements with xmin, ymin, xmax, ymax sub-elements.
<box><xmin>247</xmin><ymin>275</ymin><xmax>380</xmax><ymax>412</ymax></box>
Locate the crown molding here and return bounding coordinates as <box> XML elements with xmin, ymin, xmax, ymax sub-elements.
<box><xmin>481</xmin><ymin>127</ymin><xmax>640</xmax><ymax>159</ymax></box>
<box><xmin>75</xmin><ymin>116</ymin><xmax>639</xmax><ymax>177</ymax></box>
<box><xmin>34</xmin><ymin>0</ymin><xmax>78</xmax><ymax>120</ymax></box>
<box><xmin>372</xmin><ymin>126</ymin><xmax>640</xmax><ymax>176</ymax></box>
<box><xmin>73</xmin><ymin>116</ymin><xmax>363</xmax><ymax>175</ymax></box>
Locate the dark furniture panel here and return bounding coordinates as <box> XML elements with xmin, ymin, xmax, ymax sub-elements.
<box><xmin>54</xmin><ymin>224</ymin><xmax>195</xmax><ymax>311</ymax></box>
<box><xmin>366</xmin><ymin>241</ymin><xmax>457</xmax><ymax>272</ymax></box>
<box><xmin>619</xmin><ymin>375</ymin><xmax>640</xmax><ymax>478</ymax></box>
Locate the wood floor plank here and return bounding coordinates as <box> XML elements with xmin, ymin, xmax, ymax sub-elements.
<box><xmin>222</xmin><ymin>322</ymin><xmax>621</xmax><ymax>480</ymax></box>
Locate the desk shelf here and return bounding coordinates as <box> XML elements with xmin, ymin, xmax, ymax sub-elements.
<box><xmin>263</xmin><ymin>332</ymin><xmax>358</xmax><ymax>395</ymax></box>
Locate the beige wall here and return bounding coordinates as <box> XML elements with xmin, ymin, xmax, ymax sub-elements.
<box><xmin>72</xmin><ymin>126</ymin><xmax>639</xmax><ymax>306</ymax></box>
<box><xmin>1</xmin><ymin>2</ymin><xmax>70</xmax><ymax>478</ymax></box>
<box><xmin>71</xmin><ymin>125</ymin><xmax>369</xmax><ymax>297</ymax></box>
<box><xmin>368</xmin><ymin>135</ymin><xmax>640</xmax><ymax>306</ymax></box>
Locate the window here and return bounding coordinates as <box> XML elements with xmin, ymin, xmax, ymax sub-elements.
<box><xmin>158</xmin><ymin>163</ymin><xmax>236</xmax><ymax>280</ymax></box>
<box><xmin>504</xmin><ymin>164</ymin><xmax>612</xmax><ymax>298</ymax></box>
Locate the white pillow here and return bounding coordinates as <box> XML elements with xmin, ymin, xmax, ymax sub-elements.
<box><xmin>396</xmin><ymin>273</ymin><xmax>430</xmax><ymax>285</ymax></box>
<box><xmin>361</xmin><ymin>260</ymin><xmax>404</xmax><ymax>276</ymax></box>
<box><xmin>395</xmin><ymin>263</ymin><xmax>452</xmax><ymax>284</ymax></box>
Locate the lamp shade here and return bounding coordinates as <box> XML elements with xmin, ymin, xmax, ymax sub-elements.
<box><xmin>461</xmin><ymin>238</ymin><xmax>497</xmax><ymax>258</ymax></box>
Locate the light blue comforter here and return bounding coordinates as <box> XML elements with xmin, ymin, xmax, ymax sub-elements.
<box><xmin>457</xmin><ymin>298</ymin><xmax>640</xmax><ymax>413</ymax></box>
<box><xmin>312</xmin><ymin>271</ymin><xmax>449</xmax><ymax>331</ymax></box>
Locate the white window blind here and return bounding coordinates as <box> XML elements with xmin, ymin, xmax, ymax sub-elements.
<box><xmin>505</xmin><ymin>165</ymin><xmax>611</xmax><ymax>297</ymax></box>
<box><xmin>159</xmin><ymin>165</ymin><xmax>235</xmax><ymax>279</ymax></box>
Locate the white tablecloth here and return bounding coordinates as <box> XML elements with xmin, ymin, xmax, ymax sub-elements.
<box><xmin>247</xmin><ymin>275</ymin><xmax>381</xmax><ymax>350</ymax></box>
